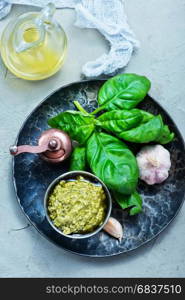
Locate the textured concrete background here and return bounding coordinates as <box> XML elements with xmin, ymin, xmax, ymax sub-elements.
<box><xmin>0</xmin><ymin>0</ymin><xmax>185</xmax><ymax>277</ymax></box>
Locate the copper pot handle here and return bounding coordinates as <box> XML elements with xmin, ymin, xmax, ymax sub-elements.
<box><xmin>9</xmin><ymin>138</ymin><xmax>62</xmax><ymax>156</ymax></box>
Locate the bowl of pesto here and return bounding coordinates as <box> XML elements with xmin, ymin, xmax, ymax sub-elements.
<box><xmin>44</xmin><ymin>171</ymin><xmax>112</xmax><ymax>239</ymax></box>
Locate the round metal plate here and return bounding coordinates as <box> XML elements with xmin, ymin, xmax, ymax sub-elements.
<box><xmin>13</xmin><ymin>80</ymin><xmax>185</xmax><ymax>257</ymax></box>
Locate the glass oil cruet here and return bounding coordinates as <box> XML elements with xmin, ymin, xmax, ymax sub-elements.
<box><xmin>0</xmin><ymin>3</ymin><xmax>67</xmax><ymax>80</ymax></box>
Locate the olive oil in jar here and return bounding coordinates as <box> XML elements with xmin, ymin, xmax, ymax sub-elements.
<box><xmin>0</xmin><ymin>4</ymin><xmax>67</xmax><ymax>80</ymax></box>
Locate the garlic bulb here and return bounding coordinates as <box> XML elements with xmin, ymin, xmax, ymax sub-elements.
<box><xmin>136</xmin><ymin>144</ymin><xmax>171</xmax><ymax>185</ymax></box>
<box><xmin>103</xmin><ymin>217</ymin><xmax>123</xmax><ymax>242</ymax></box>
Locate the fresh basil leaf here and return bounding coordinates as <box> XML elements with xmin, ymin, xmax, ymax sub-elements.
<box><xmin>114</xmin><ymin>191</ymin><xmax>142</xmax><ymax>216</ymax></box>
<box><xmin>95</xmin><ymin>108</ymin><xmax>154</xmax><ymax>136</ymax></box>
<box><xmin>95</xmin><ymin>109</ymin><xmax>143</xmax><ymax>134</ymax></box>
<box><xmin>139</xmin><ymin>110</ymin><xmax>154</xmax><ymax>123</ymax></box>
<box><xmin>98</xmin><ymin>73</ymin><xmax>151</xmax><ymax>111</ymax></box>
<box><xmin>155</xmin><ymin>125</ymin><xmax>175</xmax><ymax>144</ymax></box>
<box><xmin>48</xmin><ymin>111</ymin><xmax>95</xmax><ymax>145</ymax></box>
<box><xmin>119</xmin><ymin>115</ymin><xmax>163</xmax><ymax>143</ymax></box>
<box><xmin>69</xmin><ymin>146</ymin><xmax>86</xmax><ymax>171</ymax></box>
<box><xmin>86</xmin><ymin>132</ymin><xmax>139</xmax><ymax>195</ymax></box>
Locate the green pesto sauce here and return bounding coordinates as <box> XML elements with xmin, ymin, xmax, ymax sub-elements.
<box><xmin>48</xmin><ymin>176</ymin><xmax>107</xmax><ymax>235</ymax></box>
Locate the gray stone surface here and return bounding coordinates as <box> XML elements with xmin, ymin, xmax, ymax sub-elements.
<box><xmin>0</xmin><ymin>0</ymin><xmax>185</xmax><ymax>277</ymax></box>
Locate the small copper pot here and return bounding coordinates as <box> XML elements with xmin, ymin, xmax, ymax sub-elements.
<box><xmin>9</xmin><ymin>128</ymin><xmax>72</xmax><ymax>163</ymax></box>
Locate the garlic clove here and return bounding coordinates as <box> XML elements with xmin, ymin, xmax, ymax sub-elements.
<box><xmin>103</xmin><ymin>217</ymin><xmax>123</xmax><ymax>242</ymax></box>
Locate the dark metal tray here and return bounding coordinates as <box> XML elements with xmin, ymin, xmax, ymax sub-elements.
<box><xmin>13</xmin><ymin>80</ymin><xmax>185</xmax><ymax>257</ymax></box>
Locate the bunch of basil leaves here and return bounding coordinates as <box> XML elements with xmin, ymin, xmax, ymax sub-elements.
<box><xmin>48</xmin><ymin>73</ymin><xmax>174</xmax><ymax>216</ymax></box>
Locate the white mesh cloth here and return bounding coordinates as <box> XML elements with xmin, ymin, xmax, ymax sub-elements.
<box><xmin>0</xmin><ymin>0</ymin><xmax>139</xmax><ymax>77</ymax></box>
